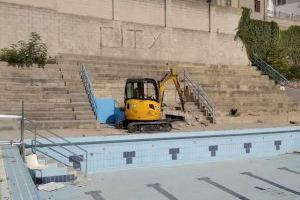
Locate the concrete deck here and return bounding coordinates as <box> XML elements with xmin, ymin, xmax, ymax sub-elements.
<box><xmin>0</xmin><ymin>145</ymin><xmax>41</xmax><ymax>200</ymax></box>
<box><xmin>0</xmin><ymin>146</ymin><xmax>11</xmax><ymax>200</ymax></box>
<box><xmin>40</xmin><ymin>153</ymin><xmax>300</xmax><ymax>200</ymax></box>
<box><xmin>0</xmin><ymin>121</ymin><xmax>297</xmax><ymax>140</ymax></box>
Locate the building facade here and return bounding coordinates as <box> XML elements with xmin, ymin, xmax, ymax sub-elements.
<box><xmin>217</xmin><ymin>0</ymin><xmax>300</xmax><ymax>21</ymax></box>
<box><xmin>268</xmin><ymin>0</ymin><xmax>300</xmax><ymax>19</ymax></box>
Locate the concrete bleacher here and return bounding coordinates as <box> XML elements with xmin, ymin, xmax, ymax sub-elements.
<box><xmin>58</xmin><ymin>55</ymin><xmax>195</xmax><ymax>120</ymax></box>
<box><xmin>1</xmin><ymin>54</ymin><xmax>297</xmax><ymax>130</ymax></box>
<box><xmin>59</xmin><ymin>54</ymin><xmax>300</xmax><ymax>126</ymax></box>
<box><xmin>187</xmin><ymin>64</ymin><xmax>300</xmax><ymax>124</ymax></box>
<box><xmin>0</xmin><ymin>62</ymin><xmax>98</xmax><ymax>129</ymax></box>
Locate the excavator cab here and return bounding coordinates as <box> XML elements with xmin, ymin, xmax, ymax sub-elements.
<box><xmin>125</xmin><ymin>79</ymin><xmax>159</xmax><ymax>102</ymax></box>
<box><xmin>124</xmin><ymin>79</ymin><xmax>162</xmax><ymax>123</ymax></box>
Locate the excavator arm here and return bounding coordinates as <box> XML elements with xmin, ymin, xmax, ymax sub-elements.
<box><xmin>158</xmin><ymin>68</ymin><xmax>185</xmax><ymax>112</ymax></box>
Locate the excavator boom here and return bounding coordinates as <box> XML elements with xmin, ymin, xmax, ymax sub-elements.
<box><xmin>158</xmin><ymin>68</ymin><xmax>185</xmax><ymax>111</ymax></box>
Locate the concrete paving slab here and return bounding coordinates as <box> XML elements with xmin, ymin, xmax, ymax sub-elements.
<box><xmin>40</xmin><ymin>153</ymin><xmax>300</xmax><ymax>200</ymax></box>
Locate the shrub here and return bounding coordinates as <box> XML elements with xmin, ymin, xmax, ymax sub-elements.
<box><xmin>235</xmin><ymin>8</ymin><xmax>300</xmax><ymax>80</ymax></box>
<box><xmin>0</xmin><ymin>32</ymin><xmax>48</xmax><ymax>67</ymax></box>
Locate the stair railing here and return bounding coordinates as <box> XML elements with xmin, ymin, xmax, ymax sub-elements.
<box><xmin>251</xmin><ymin>54</ymin><xmax>290</xmax><ymax>86</ymax></box>
<box><xmin>183</xmin><ymin>70</ymin><xmax>215</xmax><ymax>121</ymax></box>
<box><xmin>25</xmin><ymin>119</ymin><xmax>88</xmax><ymax>177</ymax></box>
<box><xmin>80</xmin><ymin>64</ymin><xmax>97</xmax><ymax>119</ymax></box>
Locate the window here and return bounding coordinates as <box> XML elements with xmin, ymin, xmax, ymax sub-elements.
<box><xmin>224</xmin><ymin>0</ymin><xmax>231</xmax><ymax>6</ymax></box>
<box><xmin>277</xmin><ymin>0</ymin><xmax>286</xmax><ymax>5</ymax></box>
<box><xmin>254</xmin><ymin>0</ymin><xmax>261</xmax><ymax>12</ymax></box>
<box><xmin>125</xmin><ymin>80</ymin><xmax>158</xmax><ymax>101</ymax></box>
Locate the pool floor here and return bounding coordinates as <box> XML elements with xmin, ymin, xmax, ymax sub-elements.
<box><xmin>40</xmin><ymin>153</ymin><xmax>300</xmax><ymax>200</ymax></box>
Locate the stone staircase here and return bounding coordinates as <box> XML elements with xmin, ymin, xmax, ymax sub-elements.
<box><xmin>58</xmin><ymin>54</ymin><xmax>207</xmax><ymax>123</ymax></box>
<box><xmin>0</xmin><ymin>62</ymin><xmax>98</xmax><ymax>129</ymax></box>
<box><xmin>32</xmin><ymin>153</ymin><xmax>84</xmax><ymax>184</ymax></box>
<box><xmin>59</xmin><ymin>54</ymin><xmax>300</xmax><ymax>126</ymax></box>
<box><xmin>188</xmin><ymin>64</ymin><xmax>300</xmax><ymax>124</ymax></box>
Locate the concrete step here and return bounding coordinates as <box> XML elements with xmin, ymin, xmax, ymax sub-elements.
<box><xmin>75</xmin><ymin>113</ymin><xmax>95</xmax><ymax>120</ymax></box>
<box><xmin>215</xmin><ymin>107</ymin><xmax>289</xmax><ymax>117</ymax></box>
<box><xmin>0</xmin><ymin>67</ymin><xmax>61</xmax><ymax>74</ymax></box>
<box><xmin>214</xmin><ymin>114</ymin><xmax>288</xmax><ymax>124</ymax></box>
<box><xmin>33</xmin><ymin>120</ymin><xmax>98</xmax><ymax>129</ymax></box>
<box><xmin>0</xmin><ymin>99</ymin><xmax>69</xmax><ymax>104</ymax></box>
<box><xmin>201</xmin><ymin>82</ymin><xmax>278</xmax><ymax>90</ymax></box>
<box><xmin>0</xmin><ymin>73</ymin><xmax>62</xmax><ymax>79</ymax></box>
<box><xmin>0</xmin><ymin>79</ymin><xmax>65</xmax><ymax>87</ymax></box>
<box><xmin>194</xmin><ymin>79</ymin><xmax>275</xmax><ymax>87</ymax></box>
<box><xmin>27</xmin><ymin>115</ymin><xmax>76</xmax><ymax>120</ymax></box>
<box><xmin>8</xmin><ymin>88</ymin><xmax>69</xmax><ymax>95</ymax></box>
<box><xmin>206</xmin><ymin>91</ymin><xmax>285</xmax><ymax>98</ymax></box>
<box><xmin>0</xmin><ymin>102</ymin><xmax>90</xmax><ymax>108</ymax></box>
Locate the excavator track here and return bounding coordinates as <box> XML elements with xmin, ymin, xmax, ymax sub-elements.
<box><xmin>127</xmin><ymin>121</ymin><xmax>172</xmax><ymax>133</ymax></box>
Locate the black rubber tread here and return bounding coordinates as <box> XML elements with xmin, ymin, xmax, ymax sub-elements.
<box><xmin>127</xmin><ymin>121</ymin><xmax>172</xmax><ymax>133</ymax></box>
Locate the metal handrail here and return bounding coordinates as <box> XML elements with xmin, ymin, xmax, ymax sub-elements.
<box><xmin>34</xmin><ymin>140</ymin><xmax>72</xmax><ymax>163</ymax></box>
<box><xmin>80</xmin><ymin>64</ymin><xmax>97</xmax><ymax>119</ymax></box>
<box><xmin>35</xmin><ymin>148</ymin><xmax>71</xmax><ymax>167</ymax></box>
<box><xmin>25</xmin><ymin>119</ymin><xmax>88</xmax><ymax>177</ymax></box>
<box><xmin>251</xmin><ymin>54</ymin><xmax>290</xmax><ymax>86</ymax></box>
<box><xmin>0</xmin><ymin>140</ymin><xmax>22</xmax><ymax>145</ymax></box>
<box><xmin>183</xmin><ymin>70</ymin><xmax>215</xmax><ymax>118</ymax></box>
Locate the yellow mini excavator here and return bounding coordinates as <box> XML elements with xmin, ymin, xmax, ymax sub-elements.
<box><xmin>123</xmin><ymin>68</ymin><xmax>185</xmax><ymax>133</ymax></box>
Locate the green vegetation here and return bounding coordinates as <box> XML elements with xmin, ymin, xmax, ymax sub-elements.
<box><xmin>235</xmin><ymin>7</ymin><xmax>300</xmax><ymax>80</ymax></box>
<box><xmin>0</xmin><ymin>32</ymin><xmax>48</xmax><ymax>67</ymax></box>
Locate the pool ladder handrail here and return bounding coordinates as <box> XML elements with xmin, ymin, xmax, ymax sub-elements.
<box><xmin>25</xmin><ymin>119</ymin><xmax>88</xmax><ymax>177</ymax></box>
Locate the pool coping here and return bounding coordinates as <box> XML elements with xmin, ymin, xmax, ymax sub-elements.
<box><xmin>26</xmin><ymin>126</ymin><xmax>300</xmax><ymax>147</ymax></box>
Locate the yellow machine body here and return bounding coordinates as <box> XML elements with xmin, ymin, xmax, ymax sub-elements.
<box><xmin>125</xmin><ymin>99</ymin><xmax>161</xmax><ymax>121</ymax></box>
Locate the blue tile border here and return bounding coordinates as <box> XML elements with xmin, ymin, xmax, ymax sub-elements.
<box><xmin>209</xmin><ymin>145</ymin><xmax>218</xmax><ymax>157</ymax></box>
<box><xmin>35</xmin><ymin>174</ymin><xmax>76</xmax><ymax>184</ymax></box>
<box><xmin>244</xmin><ymin>143</ymin><xmax>252</xmax><ymax>154</ymax></box>
<box><xmin>274</xmin><ymin>140</ymin><xmax>282</xmax><ymax>150</ymax></box>
<box><xmin>26</xmin><ymin>126</ymin><xmax>300</xmax><ymax>148</ymax></box>
<box><xmin>169</xmin><ymin>148</ymin><xmax>180</xmax><ymax>160</ymax></box>
<box><xmin>26</xmin><ymin>126</ymin><xmax>300</xmax><ymax>173</ymax></box>
<box><xmin>123</xmin><ymin>151</ymin><xmax>136</xmax><ymax>164</ymax></box>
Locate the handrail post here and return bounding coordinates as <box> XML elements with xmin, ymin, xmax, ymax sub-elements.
<box><xmin>85</xmin><ymin>152</ymin><xmax>88</xmax><ymax>177</ymax></box>
<box><xmin>20</xmin><ymin>101</ymin><xmax>25</xmax><ymax>160</ymax></box>
<box><xmin>183</xmin><ymin>70</ymin><xmax>186</xmax><ymax>90</ymax></box>
<box><xmin>33</xmin><ymin>126</ymin><xmax>37</xmax><ymax>154</ymax></box>
<box><xmin>197</xmin><ymin>83</ymin><xmax>200</xmax><ymax>106</ymax></box>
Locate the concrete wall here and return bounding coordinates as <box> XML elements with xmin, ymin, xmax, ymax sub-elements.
<box><xmin>168</xmin><ymin>0</ymin><xmax>209</xmax><ymax>31</ymax></box>
<box><xmin>3</xmin><ymin>0</ymin><xmax>241</xmax><ymax>34</ymax></box>
<box><xmin>0</xmin><ymin>2</ymin><xmax>248</xmax><ymax>65</ymax></box>
<box><xmin>114</xmin><ymin>0</ymin><xmax>165</xmax><ymax>26</ymax></box>
<box><xmin>4</xmin><ymin>0</ymin><xmax>113</xmax><ymax>19</ymax></box>
<box><xmin>211</xmin><ymin>6</ymin><xmax>241</xmax><ymax>34</ymax></box>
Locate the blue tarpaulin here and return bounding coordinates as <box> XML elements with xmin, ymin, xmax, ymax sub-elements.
<box><xmin>95</xmin><ymin>98</ymin><xmax>124</xmax><ymax>124</ymax></box>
